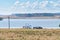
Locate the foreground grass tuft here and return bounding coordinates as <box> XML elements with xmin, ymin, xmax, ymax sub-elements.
<box><xmin>0</xmin><ymin>29</ymin><xmax>60</xmax><ymax>40</ymax></box>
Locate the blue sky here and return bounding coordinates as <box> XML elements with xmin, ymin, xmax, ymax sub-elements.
<box><xmin>0</xmin><ymin>0</ymin><xmax>60</xmax><ymax>15</ymax></box>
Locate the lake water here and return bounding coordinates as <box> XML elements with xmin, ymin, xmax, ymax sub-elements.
<box><xmin>0</xmin><ymin>19</ymin><xmax>60</xmax><ymax>29</ymax></box>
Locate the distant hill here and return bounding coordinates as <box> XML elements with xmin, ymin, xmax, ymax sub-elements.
<box><xmin>12</xmin><ymin>13</ymin><xmax>60</xmax><ymax>17</ymax></box>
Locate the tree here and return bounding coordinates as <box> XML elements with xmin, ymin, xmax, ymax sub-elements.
<box><xmin>59</xmin><ymin>24</ymin><xmax>60</xmax><ymax>27</ymax></box>
<box><xmin>0</xmin><ymin>17</ymin><xmax>3</xmax><ymax>21</ymax></box>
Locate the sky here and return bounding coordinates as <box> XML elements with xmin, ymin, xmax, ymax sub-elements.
<box><xmin>0</xmin><ymin>0</ymin><xmax>60</xmax><ymax>15</ymax></box>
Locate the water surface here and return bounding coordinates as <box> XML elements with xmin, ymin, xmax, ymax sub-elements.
<box><xmin>0</xmin><ymin>19</ymin><xmax>60</xmax><ymax>29</ymax></box>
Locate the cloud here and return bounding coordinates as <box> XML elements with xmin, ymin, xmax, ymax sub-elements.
<box><xmin>0</xmin><ymin>0</ymin><xmax>60</xmax><ymax>15</ymax></box>
<box><xmin>10</xmin><ymin>0</ymin><xmax>60</xmax><ymax>14</ymax></box>
<box><xmin>49</xmin><ymin>1</ymin><xmax>60</xmax><ymax>10</ymax></box>
<box><xmin>39</xmin><ymin>0</ymin><xmax>48</xmax><ymax>9</ymax></box>
<box><xmin>31</xmin><ymin>1</ymin><xmax>38</xmax><ymax>9</ymax></box>
<box><xmin>9</xmin><ymin>0</ymin><xmax>20</xmax><ymax>14</ymax></box>
<box><xmin>14</xmin><ymin>0</ymin><xmax>20</xmax><ymax>5</ymax></box>
<box><xmin>49</xmin><ymin>1</ymin><xmax>58</xmax><ymax>7</ymax></box>
<box><xmin>24</xmin><ymin>1</ymin><xmax>30</xmax><ymax>8</ymax></box>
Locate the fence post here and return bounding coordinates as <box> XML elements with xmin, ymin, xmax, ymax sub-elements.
<box><xmin>8</xmin><ymin>16</ymin><xmax>10</xmax><ymax>29</ymax></box>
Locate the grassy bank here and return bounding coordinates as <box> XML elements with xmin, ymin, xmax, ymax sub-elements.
<box><xmin>0</xmin><ymin>29</ymin><xmax>60</xmax><ymax>40</ymax></box>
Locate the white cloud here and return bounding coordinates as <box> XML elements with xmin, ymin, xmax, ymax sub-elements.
<box><xmin>39</xmin><ymin>0</ymin><xmax>48</xmax><ymax>9</ymax></box>
<box><xmin>24</xmin><ymin>1</ymin><xmax>30</xmax><ymax>8</ymax></box>
<box><xmin>49</xmin><ymin>1</ymin><xmax>57</xmax><ymax>7</ymax></box>
<box><xmin>14</xmin><ymin>0</ymin><xmax>20</xmax><ymax>5</ymax></box>
<box><xmin>49</xmin><ymin>1</ymin><xmax>60</xmax><ymax>7</ymax></box>
<box><xmin>10</xmin><ymin>0</ymin><xmax>60</xmax><ymax>14</ymax></box>
<box><xmin>9</xmin><ymin>0</ymin><xmax>20</xmax><ymax>14</ymax></box>
<box><xmin>0</xmin><ymin>0</ymin><xmax>60</xmax><ymax>15</ymax></box>
<box><xmin>31</xmin><ymin>1</ymin><xmax>38</xmax><ymax>9</ymax></box>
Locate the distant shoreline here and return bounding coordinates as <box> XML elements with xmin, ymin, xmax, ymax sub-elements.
<box><xmin>0</xmin><ymin>15</ymin><xmax>60</xmax><ymax>19</ymax></box>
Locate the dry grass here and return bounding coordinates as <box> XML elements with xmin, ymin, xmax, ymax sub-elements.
<box><xmin>0</xmin><ymin>28</ymin><xmax>60</xmax><ymax>40</ymax></box>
